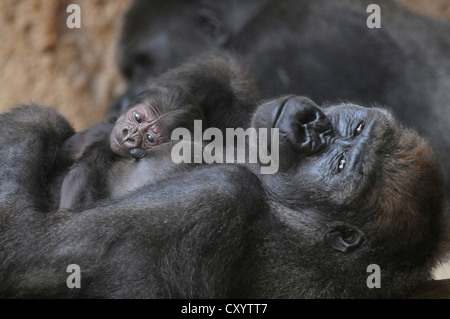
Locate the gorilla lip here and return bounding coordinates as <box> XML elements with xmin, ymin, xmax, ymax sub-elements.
<box><xmin>271</xmin><ymin>97</ymin><xmax>291</xmax><ymax>129</ymax></box>
<box><xmin>110</xmin><ymin>134</ymin><xmax>133</xmax><ymax>158</ymax></box>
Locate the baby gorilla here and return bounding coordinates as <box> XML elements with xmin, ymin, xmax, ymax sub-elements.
<box><xmin>55</xmin><ymin>53</ymin><xmax>259</xmax><ymax>211</ymax></box>
<box><xmin>58</xmin><ymin>85</ymin><xmax>204</xmax><ymax>210</ymax></box>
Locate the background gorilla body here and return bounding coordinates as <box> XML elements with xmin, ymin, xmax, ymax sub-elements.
<box><xmin>112</xmin><ymin>53</ymin><xmax>260</xmax><ymax>132</ymax></box>
<box><xmin>115</xmin><ymin>0</ymin><xmax>450</xmax><ymax>202</ymax></box>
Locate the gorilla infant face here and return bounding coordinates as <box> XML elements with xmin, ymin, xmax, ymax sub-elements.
<box><xmin>252</xmin><ymin>96</ymin><xmax>443</xmax><ymax>251</ymax></box>
<box><xmin>110</xmin><ymin>104</ymin><xmax>161</xmax><ymax>157</ymax></box>
<box><xmin>110</xmin><ymin>85</ymin><xmax>204</xmax><ymax>158</ymax></box>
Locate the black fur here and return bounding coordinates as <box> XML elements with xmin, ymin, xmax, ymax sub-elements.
<box><xmin>57</xmin><ymin>56</ymin><xmax>258</xmax><ymax>211</ymax></box>
<box><xmin>0</xmin><ymin>107</ymin><xmax>263</xmax><ymax>297</ymax></box>
<box><xmin>0</xmin><ymin>96</ymin><xmax>446</xmax><ymax>298</ymax></box>
<box><xmin>115</xmin><ymin>0</ymin><xmax>450</xmax><ymax>202</ymax></box>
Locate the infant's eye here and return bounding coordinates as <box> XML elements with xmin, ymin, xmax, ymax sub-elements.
<box><xmin>134</xmin><ymin>113</ymin><xmax>142</xmax><ymax>123</ymax></box>
<box><xmin>146</xmin><ymin>133</ymin><xmax>156</xmax><ymax>144</ymax></box>
<box><xmin>354</xmin><ymin>122</ymin><xmax>365</xmax><ymax>136</ymax></box>
<box><xmin>338</xmin><ymin>156</ymin><xmax>347</xmax><ymax>173</ymax></box>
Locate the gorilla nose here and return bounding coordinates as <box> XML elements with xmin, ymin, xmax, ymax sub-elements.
<box><xmin>276</xmin><ymin>97</ymin><xmax>333</xmax><ymax>155</ymax></box>
<box><xmin>121</xmin><ymin>128</ymin><xmax>141</xmax><ymax>148</ymax></box>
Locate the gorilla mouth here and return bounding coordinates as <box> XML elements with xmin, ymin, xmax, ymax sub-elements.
<box><xmin>110</xmin><ymin>133</ymin><xmax>133</xmax><ymax>158</ymax></box>
<box><xmin>252</xmin><ymin>97</ymin><xmax>399</xmax><ymax>174</ymax></box>
<box><xmin>272</xmin><ymin>97</ymin><xmax>334</xmax><ymax>155</ymax></box>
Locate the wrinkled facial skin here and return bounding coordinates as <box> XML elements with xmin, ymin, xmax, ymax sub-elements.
<box><xmin>252</xmin><ymin>96</ymin><xmax>398</xmax><ymax>210</ymax></box>
<box><xmin>110</xmin><ymin>104</ymin><xmax>162</xmax><ymax>158</ymax></box>
<box><xmin>110</xmin><ymin>86</ymin><xmax>204</xmax><ymax>159</ymax></box>
<box><xmin>252</xmin><ymin>95</ymin><xmax>445</xmax><ymax>270</ymax></box>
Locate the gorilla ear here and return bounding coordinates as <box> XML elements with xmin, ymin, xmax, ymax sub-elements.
<box><xmin>325</xmin><ymin>225</ymin><xmax>365</xmax><ymax>253</ymax></box>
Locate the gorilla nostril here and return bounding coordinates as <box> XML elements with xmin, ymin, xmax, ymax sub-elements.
<box><xmin>298</xmin><ymin>109</ymin><xmax>318</xmax><ymax>125</ymax></box>
<box><xmin>297</xmin><ymin>125</ymin><xmax>306</xmax><ymax>140</ymax></box>
<box><xmin>121</xmin><ymin>128</ymin><xmax>138</xmax><ymax>147</ymax></box>
<box><xmin>283</xmin><ymin>97</ymin><xmax>323</xmax><ymax>126</ymax></box>
<box><xmin>277</xmin><ymin>97</ymin><xmax>334</xmax><ymax>155</ymax></box>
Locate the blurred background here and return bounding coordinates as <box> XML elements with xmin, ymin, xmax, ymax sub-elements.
<box><xmin>0</xmin><ymin>0</ymin><xmax>449</xmax><ymax>279</ymax></box>
<box><xmin>0</xmin><ymin>0</ymin><xmax>130</xmax><ymax>131</ymax></box>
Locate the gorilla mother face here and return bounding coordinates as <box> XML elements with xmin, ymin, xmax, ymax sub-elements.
<box><xmin>252</xmin><ymin>96</ymin><xmax>444</xmax><ymax>256</ymax></box>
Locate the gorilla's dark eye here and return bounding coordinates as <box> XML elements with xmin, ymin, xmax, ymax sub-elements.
<box><xmin>338</xmin><ymin>156</ymin><xmax>347</xmax><ymax>173</ymax></box>
<box><xmin>354</xmin><ymin>122</ymin><xmax>365</xmax><ymax>136</ymax></box>
<box><xmin>146</xmin><ymin>133</ymin><xmax>156</xmax><ymax>144</ymax></box>
<box><xmin>342</xmin><ymin>229</ymin><xmax>358</xmax><ymax>243</ymax></box>
<box><xmin>134</xmin><ymin>113</ymin><xmax>142</xmax><ymax>123</ymax></box>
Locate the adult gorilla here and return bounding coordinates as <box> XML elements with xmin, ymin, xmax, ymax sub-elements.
<box><xmin>0</xmin><ymin>97</ymin><xmax>446</xmax><ymax>298</ymax></box>
<box><xmin>112</xmin><ymin>0</ymin><xmax>450</xmax><ymax>202</ymax></box>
